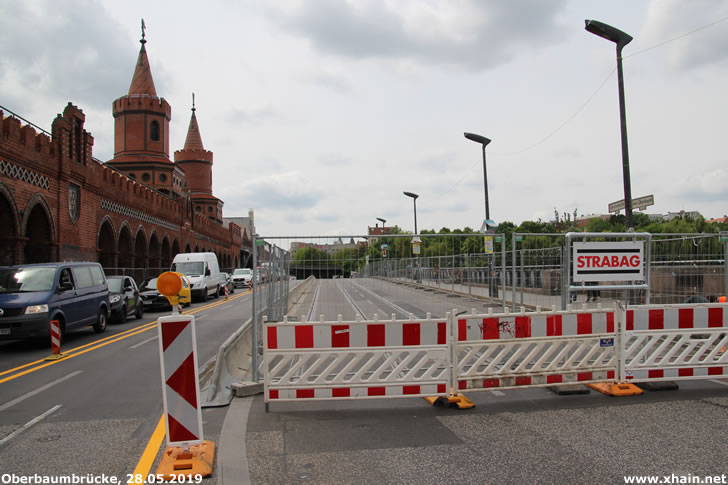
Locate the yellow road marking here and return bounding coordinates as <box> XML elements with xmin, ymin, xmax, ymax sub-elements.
<box><xmin>128</xmin><ymin>415</ymin><xmax>166</xmax><ymax>484</ymax></box>
<box><xmin>0</xmin><ymin>291</ymin><xmax>250</xmax><ymax>384</ymax></box>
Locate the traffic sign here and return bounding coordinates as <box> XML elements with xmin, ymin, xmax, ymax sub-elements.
<box><xmin>608</xmin><ymin>194</ymin><xmax>654</xmax><ymax>213</ymax></box>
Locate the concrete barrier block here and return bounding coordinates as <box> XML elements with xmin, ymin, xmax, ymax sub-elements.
<box><xmin>231</xmin><ymin>381</ymin><xmax>264</xmax><ymax>397</ymax></box>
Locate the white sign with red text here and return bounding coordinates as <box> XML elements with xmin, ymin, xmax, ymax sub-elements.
<box><xmin>572</xmin><ymin>241</ymin><xmax>644</xmax><ymax>282</ymax></box>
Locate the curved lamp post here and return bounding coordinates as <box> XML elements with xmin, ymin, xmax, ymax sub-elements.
<box><xmin>403</xmin><ymin>191</ymin><xmax>420</xmax><ymax>282</ymax></box>
<box><xmin>585</xmin><ymin>19</ymin><xmax>634</xmax><ymax>230</ymax></box>
<box><xmin>463</xmin><ymin>132</ymin><xmax>492</xmax><ymax>220</ymax></box>
<box><xmin>464</xmin><ymin>132</ymin><xmax>498</xmax><ymax>297</ymax></box>
<box><xmin>403</xmin><ymin>192</ymin><xmax>418</xmax><ymax>235</ymax></box>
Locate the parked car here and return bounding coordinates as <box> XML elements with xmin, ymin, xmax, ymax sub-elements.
<box><xmin>0</xmin><ymin>262</ymin><xmax>109</xmax><ymax>343</ymax></box>
<box><xmin>139</xmin><ymin>274</ymin><xmax>192</xmax><ymax>310</ymax></box>
<box><xmin>170</xmin><ymin>252</ymin><xmax>225</xmax><ymax>302</ymax></box>
<box><xmin>107</xmin><ymin>275</ymin><xmax>143</xmax><ymax>323</ymax></box>
<box><xmin>231</xmin><ymin>268</ymin><xmax>253</xmax><ymax>288</ymax></box>
<box><xmin>219</xmin><ymin>272</ymin><xmax>235</xmax><ymax>296</ymax></box>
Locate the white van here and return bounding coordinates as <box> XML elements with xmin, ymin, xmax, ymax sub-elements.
<box><xmin>170</xmin><ymin>252</ymin><xmax>225</xmax><ymax>302</ymax></box>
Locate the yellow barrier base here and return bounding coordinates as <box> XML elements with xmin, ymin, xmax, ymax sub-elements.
<box><xmin>44</xmin><ymin>353</ymin><xmax>67</xmax><ymax>361</ymax></box>
<box><xmin>156</xmin><ymin>441</ymin><xmax>215</xmax><ymax>480</ymax></box>
<box><xmin>424</xmin><ymin>393</ymin><xmax>475</xmax><ymax>409</ymax></box>
<box><xmin>588</xmin><ymin>382</ymin><xmax>643</xmax><ymax>396</ymax></box>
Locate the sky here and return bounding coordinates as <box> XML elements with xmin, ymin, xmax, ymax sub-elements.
<box><xmin>2</xmin><ymin>0</ymin><xmax>727</xmax><ymax>237</ymax></box>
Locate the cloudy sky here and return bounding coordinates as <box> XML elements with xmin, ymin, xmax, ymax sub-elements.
<box><xmin>2</xmin><ymin>1</ymin><xmax>727</xmax><ymax>236</ymax></box>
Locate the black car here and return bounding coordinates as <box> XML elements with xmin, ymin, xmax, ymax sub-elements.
<box><xmin>139</xmin><ymin>277</ymin><xmax>192</xmax><ymax>310</ymax></box>
<box><xmin>139</xmin><ymin>277</ymin><xmax>172</xmax><ymax>310</ymax></box>
<box><xmin>107</xmin><ymin>275</ymin><xmax>143</xmax><ymax>323</ymax></box>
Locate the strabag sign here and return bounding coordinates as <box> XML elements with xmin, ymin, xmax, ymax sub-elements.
<box><xmin>572</xmin><ymin>241</ymin><xmax>644</xmax><ymax>282</ymax></box>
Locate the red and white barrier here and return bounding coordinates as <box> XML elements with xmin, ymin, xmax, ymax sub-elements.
<box><xmin>455</xmin><ymin>308</ymin><xmax>618</xmax><ymax>390</ymax></box>
<box><xmin>264</xmin><ymin>316</ymin><xmax>450</xmax><ymax>403</ymax></box>
<box><xmin>44</xmin><ymin>319</ymin><xmax>67</xmax><ymax>360</ymax></box>
<box><xmin>50</xmin><ymin>319</ymin><xmax>62</xmax><ymax>356</ymax></box>
<box><xmin>157</xmin><ymin>314</ymin><xmax>203</xmax><ymax>447</ymax></box>
<box><xmin>623</xmin><ymin>304</ymin><xmax>728</xmax><ymax>382</ymax></box>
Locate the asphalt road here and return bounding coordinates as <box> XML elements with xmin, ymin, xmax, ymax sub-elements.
<box><xmin>0</xmin><ymin>289</ymin><xmax>252</xmax><ymax>481</ymax></box>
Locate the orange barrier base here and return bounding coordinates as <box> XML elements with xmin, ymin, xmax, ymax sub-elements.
<box><xmin>44</xmin><ymin>353</ymin><xmax>67</xmax><ymax>361</ymax></box>
<box><xmin>588</xmin><ymin>382</ymin><xmax>643</xmax><ymax>396</ymax></box>
<box><xmin>424</xmin><ymin>393</ymin><xmax>475</xmax><ymax>409</ymax></box>
<box><xmin>156</xmin><ymin>441</ymin><xmax>215</xmax><ymax>480</ymax></box>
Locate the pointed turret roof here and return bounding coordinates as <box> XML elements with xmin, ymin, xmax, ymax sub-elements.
<box><xmin>128</xmin><ymin>35</ymin><xmax>157</xmax><ymax>96</ymax></box>
<box><xmin>183</xmin><ymin>103</ymin><xmax>205</xmax><ymax>151</ymax></box>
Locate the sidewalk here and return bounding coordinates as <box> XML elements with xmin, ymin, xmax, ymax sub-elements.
<box><xmin>393</xmin><ymin>276</ymin><xmax>617</xmax><ymax>312</ymax></box>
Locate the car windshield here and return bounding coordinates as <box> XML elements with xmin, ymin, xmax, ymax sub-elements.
<box><xmin>107</xmin><ymin>278</ymin><xmax>123</xmax><ymax>293</ymax></box>
<box><xmin>172</xmin><ymin>262</ymin><xmax>205</xmax><ymax>276</ymax></box>
<box><xmin>0</xmin><ymin>267</ymin><xmax>56</xmax><ymax>293</ymax></box>
<box><xmin>141</xmin><ymin>278</ymin><xmax>159</xmax><ymax>290</ymax></box>
<box><xmin>234</xmin><ymin>269</ymin><xmax>252</xmax><ymax>275</ymax></box>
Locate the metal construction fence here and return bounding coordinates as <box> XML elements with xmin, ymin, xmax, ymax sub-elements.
<box><xmin>263</xmin><ymin>302</ymin><xmax>728</xmax><ymax>406</ymax></box>
<box><xmin>251</xmin><ymin>232</ymin><xmax>727</xmax><ymax>316</ymax></box>
<box><xmin>250</xmin><ymin>232</ymin><xmax>727</xmax><ymax>381</ymax></box>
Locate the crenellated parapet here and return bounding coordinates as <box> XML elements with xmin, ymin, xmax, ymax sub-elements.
<box><xmin>113</xmin><ymin>95</ymin><xmax>171</xmax><ymax>120</ymax></box>
<box><xmin>1</xmin><ymin>111</ymin><xmax>54</xmax><ymax>158</ymax></box>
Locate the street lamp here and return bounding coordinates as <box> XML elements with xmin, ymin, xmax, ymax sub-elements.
<box><xmin>463</xmin><ymin>132</ymin><xmax>492</xmax><ymax>220</ymax></box>
<box><xmin>585</xmin><ymin>19</ymin><xmax>634</xmax><ymax>230</ymax></box>
<box><xmin>376</xmin><ymin>217</ymin><xmax>386</xmax><ymax>230</ymax></box>
<box><xmin>403</xmin><ymin>191</ymin><xmax>420</xmax><ymax>282</ymax></box>
<box><xmin>403</xmin><ymin>192</ymin><xmax>418</xmax><ymax>234</ymax></box>
<box><xmin>464</xmin><ymin>132</ymin><xmax>497</xmax><ymax>297</ymax></box>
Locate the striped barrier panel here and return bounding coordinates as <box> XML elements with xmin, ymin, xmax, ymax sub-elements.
<box><xmin>455</xmin><ymin>307</ymin><xmax>618</xmax><ymax>390</ymax></box>
<box><xmin>264</xmin><ymin>315</ymin><xmax>451</xmax><ymax>403</ymax></box>
<box><xmin>623</xmin><ymin>303</ymin><xmax>728</xmax><ymax>382</ymax></box>
<box><xmin>157</xmin><ymin>314</ymin><xmax>204</xmax><ymax>447</ymax></box>
<box><xmin>50</xmin><ymin>320</ymin><xmax>62</xmax><ymax>355</ymax></box>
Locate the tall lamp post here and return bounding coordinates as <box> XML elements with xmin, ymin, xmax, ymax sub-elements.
<box><xmin>463</xmin><ymin>132</ymin><xmax>492</xmax><ymax>220</ymax></box>
<box><xmin>403</xmin><ymin>191</ymin><xmax>419</xmax><ymax>282</ymax></box>
<box><xmin>585</xmin><ymin>19</ymin><xmax>634</xmax><ymax>230</ymax></box>
<box><xmin>464</xmin><ymin>132</ymin><xmax>496</xmax><ymax>297</ymax></box>
<box><xmin>403</xmin><ymin>192</ymin><xmax>418</xmax><ymax>234</ymax></box>
<box><xmin>374</xmin><ymin>218</ymin><xmax>386</xmax><ymax>276</ymax></box>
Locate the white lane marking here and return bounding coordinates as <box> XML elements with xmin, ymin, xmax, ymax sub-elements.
<box><xmin>710</xmin><ymin>379</ymin><xmax>728</xmax><ymax>387</ymax></box>
<box><xmin>197</xmin><ymin>313</ymin><xmax>208</xmax><ymax>320</ymax></box>
<box><xmin>490</xmin><ymin>390</ymin><xmax>505</xmax><ymax>396</ymax></box>
<box><xmin>0</xmin><ymin>405</ymin><xmax>62</xmax><ymax>448</ymax></box>
<box><xmin>221</xmin><ymin>305</ymin><xmax>233</xmax><ymax>310</ymax></box>
<box><xmin>130</xmin><ymin>336</ymin><xmax>158</xmax><ymax>350</ymax></box>
<box><xmin>0</xmin><ymin>372</ymin><xmax>81</xmax><ymax>412</ymax></box>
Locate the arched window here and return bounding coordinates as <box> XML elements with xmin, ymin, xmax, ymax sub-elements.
<box><xmin>150</xmin><ymin>121</ymin><xmax>160</xmax><ymax>142</ymax></box>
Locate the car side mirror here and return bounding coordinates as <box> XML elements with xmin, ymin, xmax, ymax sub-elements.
<box><xmin>206</xmin><ymin>268</ymin><xmax>211</xmax><ymax>276</ymax></box>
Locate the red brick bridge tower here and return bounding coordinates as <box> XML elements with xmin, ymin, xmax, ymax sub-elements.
<box><xmin>174</xmin><ymin>99</ymin><xmax>223</xmax><ymax>223</ymax></box>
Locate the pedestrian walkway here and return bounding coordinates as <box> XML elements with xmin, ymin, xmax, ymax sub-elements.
<box><xmin>390</xmin><ymin>276</ymin><xmax>617</xmax><ymax>312</ymax></box>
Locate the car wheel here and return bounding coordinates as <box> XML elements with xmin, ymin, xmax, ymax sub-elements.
<box><xmin>213</xmin><ymin>285</ymin><xmax>219</xmax><ymax>298</ymax></box>
<box><xmin>93</xmin><ymin>309</ymin><xmax>107</xmax><ymax>333</ymax></box>
<box><xmin>184</xmin><ymin>301</ymin><xmax>191</xmax><ymax>308</ymax></box>
<box><xmin>118</xmin><ymin>304</ymin><xmax>127</xmax><ymax>324</ymax></box>
<box><xmin>201</xmin><ymin>289</ymin><xmax>208</xmax><ymax>302</ymax></box>
<box><xmin>135</xmin><ymin>303</ymin><xmax>144</xmax><ymax>320</ymax></box>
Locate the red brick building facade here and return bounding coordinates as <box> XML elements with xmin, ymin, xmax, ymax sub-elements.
<box><xmin>0</xmin><ymin>33</ymin><xmax>245</xmax><ymax>275</ymax></box>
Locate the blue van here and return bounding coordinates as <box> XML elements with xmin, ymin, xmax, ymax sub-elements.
<box><xmin>0</xmin><ymin>262</ymin><xmax>110</xmax><ymax>343</ymax></box>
